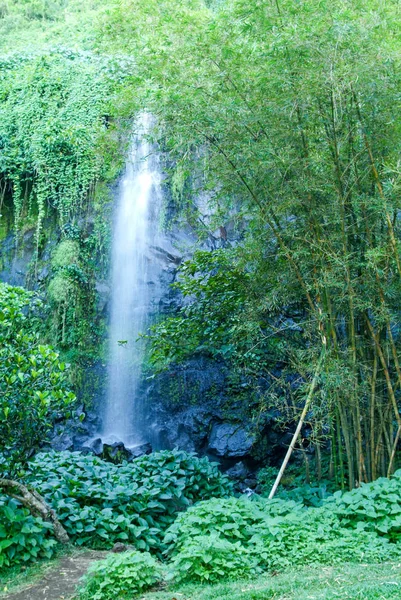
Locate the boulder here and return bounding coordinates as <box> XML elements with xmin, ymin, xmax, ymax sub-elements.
<box><xmin>86</xmin><ymin>437</ymin><xmax>103</xmax><ymax>455</ymax></box>
<box><xmin>126</xmin><ymin>442</ymin><xmax>152</xmax><ymax>460</ymax></box>
<box><xmin>207</xmin><ymin>423</ymin><xmax>255</xmax><ymax>458</ymax></box>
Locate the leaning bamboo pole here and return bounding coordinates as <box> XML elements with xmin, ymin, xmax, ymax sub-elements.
<box><xmin>269</xmin><ymin>344</ymin><xmax>326</xmax><ymax>499</ymax></box>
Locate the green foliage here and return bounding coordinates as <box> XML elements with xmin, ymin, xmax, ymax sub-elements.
<box><xmin>48</xmin><ymin>274</ymin><xmax>76</xmax><ymax>305</ymax></box>
<box><xmin>324</xmin><ymin>470</ymin><xmax>401</xmax><ymax>541</ymax></box>
<box><xmin>164</xmin><ymin>493</ymin><xmax>401</xmax><ymax>583</ymax></box>
<box><xmin>0</xmin><ymin>0</ymin><xmax>68</xmax><ymax>23</ymax></box>
<box><xmin>0</xmin><ymin>498</ymin><xmax>57</xmax><ymax>570</ymax></box>
<box><xmin>52</xmin><ymin>240</ymin><xmax>80</xmax><ymax>269</ymax></box>
<box><xmin>26</xmin><ymin>450</ymin><xmax>232</xmax><ymax>552</ymax></box>
<box><xmin>0</xmin><ymin>283</ymin><xmax>76</xmax><ymax>475</ymax></box>
<box><xmin>168</xmin><ymin>535</ymin><xmax>259</xmax><ymax>584</ymax></box>
<box><xmin>113</xmin><ymin>562</ymin><xmax>401</xmax><ymax>600</ymax></box>
<box><xmin>77</xmin><ymin>551</ymin><xmax>162</xmax><ymax>600</ymax></box>
<box><xmin>164</xmin><ymin>496</ymin><xmax>299</xmax><ymax>556</ymax></box>
<box><xmin>147</xmin><ymin>249</ymin><xmax>279</xmax><ymax>374</ymax></box>
<box><xmin>100</xmin><ymin>0</ymin><xmax>401</xmax><ymax>484</ymax></box>
<box><xmin>0</xmin><ymin>50</ymin><xmax>129</xmax><ymax>243</ymax></box>
<box><xmin>257</xmin><ymin>466</ymin><xmax>335</xmax><ymax>507</ymax></box>
<box><xmin>250</xmin><ymin>508</ymin><xmax>400</xmax><ymax>570</ymax></box>
<box><xmin>0</xmin><ymin>29</ymin><xmax>133</xmax><ymax>378</ymax></box>
<box><xmin>0</xmin><ymin>0</ymin><xmax>105</xmax><ymax>54</ymax></box>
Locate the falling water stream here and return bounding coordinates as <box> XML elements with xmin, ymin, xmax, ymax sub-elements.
<box><xmin>103</xmin><ymin>115</ymin><xmax>161</xmax><ymax>447</ymax></box>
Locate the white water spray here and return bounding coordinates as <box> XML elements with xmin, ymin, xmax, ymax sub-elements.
<box><xmin>103</xmin><ymin>115</ymin><xmax>161</xmax><ymax>446</ymax></box>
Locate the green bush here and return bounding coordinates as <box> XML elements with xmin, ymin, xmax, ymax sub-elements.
<box><xmin>164</xmin><ymin>495</ymin><xmax>401</xmax><ymax>583</ymax></box>
<box><xmin>26</xmin><ymin>449</ymin><xmax>232</xmax><ymax>552</ymax></box>
<box><xmin>251</xmin><ymin>508</ymin><xmax>401</xmax><ymax>570</ymax></box>
<box><xmin>164</xmin><ymin>496</ymin><xmax>301</xmax><ymax>556</ymax></box>
<box><xmin>77</xmin><ymin>551</ymin><xmax>162</xmax><ymax>600</ymax></box>
<box><xmin>257</xmin><ymin>465</ymin><xmax>334</xmax><ymax>507</ymax></box>
<box><xmin>0</xmin><ymin>498</ymin><xmax>57</xmax><ymax>570</ymax></box>
<box><xmin>169</xmin><ymin>534</ymin><xmax>259</xmax><ymax>584</ymax></box>
<box><xmin>0</xmin><ymin>283</ymin><xmax>76</xmax><ymax>476</ymax></box>
<box><xmin>324</xmin><ymin>470</ymin><xmax>401</xmax><ymax>541</ymax></box>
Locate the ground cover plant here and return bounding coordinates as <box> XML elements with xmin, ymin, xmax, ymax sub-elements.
<box><xmin>104</xmin><ymin>562</ymin><xmax>401</xmax><ymax>600</ymax></box>
<box><xmin>0</xmin><ymin>498</ymin><xmax>57</xmax><ymax>570</ymax></box>
<box><xmin>77</xmin><ymin>551</ymin><xmax>162</xmax><ymax>600</ymax></box>
<box><xmin>26</xmin><ymin>449</ymin><xmax>233</xmax><ymax>552</ymax></box>
<box><xmin>163</xmin><ymin>494</ymin><xmax>401</xmax><ymax>583</ymax></box>
<box><xmin>324</xmin><ymin>471</ymin><xmax>401</xmax><ymax>541</ymax></box>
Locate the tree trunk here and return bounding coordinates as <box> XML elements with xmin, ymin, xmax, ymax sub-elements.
<box><xmin>0</xmin><ymin>479</ymin><xmax>69</xmax><ymax>544</ymax></box>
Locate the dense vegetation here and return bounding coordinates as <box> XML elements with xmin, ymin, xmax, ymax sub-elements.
<box><xmin>2</xmin><ymin>0</ymin><xmax>401</xmax><ymax>598</ymax></box>
<box><xmin>83</xmin><ymin>563</ymin><xmax>401</xmax><ymax>600</ymax></box>
<box><xmin>75</xmin><ymin>474</ymin><xmax>401</xmax><ymax>595</ymax></box>
<box><xmin>100</xmin><ymin>0</ymin><xmax>401</xmax><ymax>488</ymax></box>
<box><xmin>26</xmin><ymin>450</ymin><xmax>232</xmax><ymax>551</ymax></box>
<box><xmin>77</xmin><ymin>551</ymin><xmax>162</xmax><ymax>600</ymax></box>
<box><xmin>0</xmin><ymin>283</ymin><xmax>76</xmax><ymax>476</ymax></box>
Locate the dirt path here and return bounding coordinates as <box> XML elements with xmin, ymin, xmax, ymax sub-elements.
<box><xmin>2</xmin><ymin>551</ymin><xmax>108</xmax><ymax>600</ymax></box>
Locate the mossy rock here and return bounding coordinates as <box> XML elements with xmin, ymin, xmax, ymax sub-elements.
<box><xmin>51</xmin><ymin>239</ymin><xmax>80</xmax><ymax>269</ymax></box>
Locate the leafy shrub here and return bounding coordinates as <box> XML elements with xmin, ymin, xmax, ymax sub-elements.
<box><xmin>257</xmin><ymin>465</ymin><xmax>334</xmax><ymax>506</ymax></box>
<box><xmin>256</xmin><ymin>466</ymin><xmax>278</xmax><ymax>496</ymax></box>
<box><xmin>27</xmin><ymin>449</ymin><xmax>232</xmax><ymax>552</ymax></box>
<box><xmin>169</xmin><ymin>534</ymin><xmax>259</xmax><ymax>584</ymax></box>
<box><xmin>277</xmin><ymin>483</ymin><xmax>333</xmax><ymax>507</ymax></box>
<box><xmin>0</xmin><ymin>498</ymin><xmax>57</xmax><ymax>570</ymax></box>
<box><xmin>324</xmin><ymin>470</ymin><xmax>401</xmax><ymax>541</ymax></box>
<box><xmin>77</xmin><ymin>551</ymin><xmax>162</xmax><ymax>600</ymax></box>
<box><xmin>0</xmin><ymin>283</ymin><xmax>76</xmax><ymax>475</ymax></box>
<box><xmin>164</xmin><ymin>496</ymin><xmax>301</xmax><ymax>556</ymax></box>
<box><xmin>165</xmin><ymin>495</ymin><xmax>401</xmax><ymax>582</ymax></box>
<box><xmin>251</xmin><ymin>508</ymin><xmax>401</xmax><ymax>570</ymax></box>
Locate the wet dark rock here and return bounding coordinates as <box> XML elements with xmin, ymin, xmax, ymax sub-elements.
<box><xmin>87</xmin><ymin>437</ymin><xmax>103</xmax><ymax>455</ymax></box>
<box><xmin>111</xmin><ymin>543</ymin><xmax>129</xmax><ymax>553</ymax></box>
<box><xmin>127</xmin><ymin>442</ymin><xmax>152</xmax><ymax>460</ymax></box>
<box><xmin>95</xmin><ymin>281</ymin><xmax>110</xmax><ymax>314</ymax></box>
<box><xmin>225</xmin><ymin>461</ymin><xmax>249</xmax><ymax>481</ymax></box>
<box><xmin>37</xmin><ymin>265</ymin><xmax>49</xmax><ymax>282</ymax></box>
<box><xmin>102</xmin><ymin>440</ymin><xmax>128</xmax><ymax>461</ymax></box>
<box><xmin>151</xmin><ymin>244</ymin><xmax>182</xmax><ymax>266</ymax></box>
<box><xmin>207</xmin><ymin>423</ymin><xmax>255</xmax><ymax>458</ymax></box>
<box><xmin>51</xmin><ymin>431</ymin><xmax>74</xmax><ymax>452</ymax></box>
<box><xmin>101</xmin><ymin>439</ymin><xmax>152</xmax><ymax>463</ymax></box>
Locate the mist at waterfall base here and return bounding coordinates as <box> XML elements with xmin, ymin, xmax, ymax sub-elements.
<box><xmin>102</xmin><ymin>118</ymin><xmax>161</xmax><ymax>450</ymax></box>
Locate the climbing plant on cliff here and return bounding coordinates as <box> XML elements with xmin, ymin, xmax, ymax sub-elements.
<box><xmin>101</xmin><ymin>0</ymin><xmax>401</xmax><ymax>488</ymax></box>
<box><xmin>0</xmin><ymin>49</ymin><xmax>132</xmax><ymax>250</ymax></box>
<box><xmin>0</xmin><ymin>45</ymin><xmax>135</xmax><ymax>374</ymax></box>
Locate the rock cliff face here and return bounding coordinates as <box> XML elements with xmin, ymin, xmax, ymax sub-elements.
<box><xmin>0</xmin><ymin>189</ymin><xmax>285</xmax><ymax>485</ymax></box>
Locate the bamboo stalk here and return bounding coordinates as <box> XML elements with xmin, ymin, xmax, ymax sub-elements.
<box><xmin>387</xmin><ymin>424</ymin><xmax>401</xmax><ymax>477</ymax></box>
<box><xmin>269</xmin><ymin>347</ymin><xmax>326</xmax><ymax>499</ymax></box>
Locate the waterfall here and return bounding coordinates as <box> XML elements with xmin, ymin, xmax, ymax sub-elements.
<box><xmin>103</xmin><ymin>114</ymin><xmax>161</xmax><ymax>447</ymax></box>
